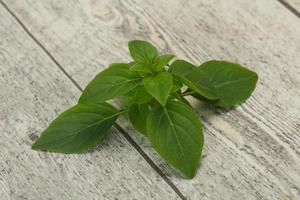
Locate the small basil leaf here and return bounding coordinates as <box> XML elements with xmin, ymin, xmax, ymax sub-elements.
<box><xmin>152</xmin><ymin>54</ymin><xmax>174</xmax><ymax>71</ymax></box>
<box><xmin>128</xmin><ymin>40</ymin><xmax>159</xmax><ymax>65</ymax></box>
<box><xmin>170</xmin><ymin>60</ymin><xmax>218</xmax><ymax>100</ymax></box>
<box><xmin>195</xmin><ymin>60</ymin><xmax>258</xmax><ymax>107</ymax></box>
<box><xmin>129</xmin><ymin>104</ymin><xmax>150</xmax><ymax>136</ymax></box>
<box><xmin>144</xmin><ymin>72</ymin><xmax>173</xmax><ymax>106</ymax></box>
<box><xmin>147</xmin><ymin>100</ymin><xmax>203</xmax><ymax>178</ymax></box>
<box><xmin>130</xmin><ymin>62</ymin><xmax>152</xmax><ymax>74</ymax></box>
<box><xmin>79</xmin><ymin>63</ymin><xmax>142</xmax><ymax>103</ymax></box>
<box><xmin>32</xmin><ymin>103</ymin><xmax>120</xmax><ymax>153</ymax></box>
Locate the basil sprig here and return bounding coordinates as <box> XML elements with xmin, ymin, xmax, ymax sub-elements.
<box><xmin>33</xmin><ymin>40</ymin><xmax>258</xmax><ymax>178</ymax></box>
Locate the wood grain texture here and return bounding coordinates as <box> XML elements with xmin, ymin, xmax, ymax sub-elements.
<box><xmin>2</xmin><ymin>0</ymin><xmax>300</xmax><ymax>199</ymax></box>
<box><xmin>0</xmin><ymin>5</ymin><xmax>181</xmax><ymax>200</ymax></box>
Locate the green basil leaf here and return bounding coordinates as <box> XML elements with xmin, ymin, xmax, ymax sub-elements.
<box><xmin>171</xmin><ymin>76</ymin><xmax>183</xmax><ymax>93</ymax></box>
<box><xmin>195</xmin><ymin>60</ymin><xmax>258</xmax><ymax>107</ymax></box>
<box><xmin>130</xmin><ymin>62</ymin><xmax>152</xmax><ymax>74</ymax></box>
<box><xmin>183</xmin><ymin>88</ymin><xmax>218</xmax><ymax>104</ymax></box>
<box><xmin>147</xmin><ymin>100</ymin><xmax>203</xmax><ymax>178</ymax></box>
<box><xmin>129</xmin><ymin>104</ymin><xmax>150</xmax><ymax>136</ymax></box>
<box><xmin>177</xmin><ymin>76</ymin><xmax>218</xmax><ymax>100</ymax></box>
<box><xmin>144</xmin><ymin>72</ymin><xmax>173</xmax><ymax>106</ymax></box>
<box><xmin>173</xmin><ymin>91</ymin><xmax>192</xmax><ymax>107</ymax></box>
<box><xmin>152</xmin><ymin>54</ymin><xmax>174</xmax><ymax>71</ymax></box>
<box><xmin>170</xmin><ymin>60</ymin><xmax>218</xmax><ymax>100</ymax></box>
<box><xmin>169</xmin><ymin>60</ymin><xmax>196</xmax><ymax>76</ymax></box>
<box><xmin>32</xmin><ymin>103</ymin><xmax>121</xmax><ymax>153</ymax></box>
<box><xmin>79</xmin><ymin>63</ymin><xmax>142</xmax><ymax>103</ymax></box>
<box><xmin>128</xmin><ymin>40</ymin><xmax>159</xmax><ymax>65</ymax></box>
<box><xmin>130</xmin><ymin>85</ymin><xmax>153</xmax><ymax>104</ymax></box>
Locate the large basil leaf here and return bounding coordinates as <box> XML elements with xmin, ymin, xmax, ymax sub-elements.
<box><xmin>170</xmin><ymin>60</ymin><xmax>218</xmax><ymax>100</ymax></box>
<box><xmin>144</xmin><ymin>72</ymin><xmax>173</xmax><ymax>106</ymax></box>
<box><xmin>79</xmin><ymin>63</ymin><xmax>142</xmax><ymax>103</ymax></box>
<box><xmin>129</xmin><ymin>104</ymin><xmax>150</xmax><ymax>136</ymax></box>
<box><xmin>128</xmin><ymin>40</ymin><xmax>159</xmax><ymax>65</ymax></box>
<box><xmin>147</xmin><ymin>100</ymin><xmax>203</xmax><ymax>178</ymax></box>
<box><xmin>32</xmin><ymin>103</ymin><xmax>120</xmax><ymax>153</ymax></box>
<box><xmin>194</xmin><ymin>61</ymin><xmax>258</xmax><ymax>107</ymax></box>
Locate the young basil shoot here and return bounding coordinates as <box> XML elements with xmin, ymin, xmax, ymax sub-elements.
<box><xmin>32</xmin><ymin>40</ymin><xmax>258</xmax><ymax>178</ymax></box>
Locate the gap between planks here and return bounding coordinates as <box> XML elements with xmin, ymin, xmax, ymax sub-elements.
<box><xmin>0</xmin><ymin>1</ymin><xmax>187</xmax><ymax>200</ymax></box>
<box><xmin>277</xmin><ymin>0</ymin><xmax>300</xmax><ymax>18</ymax></box>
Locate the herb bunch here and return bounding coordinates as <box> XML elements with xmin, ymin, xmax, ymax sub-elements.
<box><xmin>32</xmin><ymin>40</ymin><xmax>258</xmax><ymax>178</ymax></box>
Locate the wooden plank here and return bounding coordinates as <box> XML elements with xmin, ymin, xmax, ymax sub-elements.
<box><xmin>0</xmin><ymin>5</ymin><xmax>181</xmax><ymax>200</ymax></box>
<box><xmin>2</xmin><ymin>0</ymin><xmax>300</xmax><ymax>199</ymax></box>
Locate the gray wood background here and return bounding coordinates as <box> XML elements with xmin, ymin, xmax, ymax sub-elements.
<box><xmin>0</xmin><ymin>0</ymin><xmax>299</xmax><ymax>199</ymax></box>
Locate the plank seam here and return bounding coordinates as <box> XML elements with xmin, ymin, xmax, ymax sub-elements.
<box><xmin>0</xmin><ymin>1</ymin><xmax>187</xmax><ymax>199</ymax></box>
<box><xmin>277</xmin><ymin>0</ymin><xmax>300</xmax><ymax>18</ymax></box>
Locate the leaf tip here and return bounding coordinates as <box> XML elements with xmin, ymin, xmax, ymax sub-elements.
<box><xmin>185</xmin><ymin>172</ymin><xmax>196</xmax><ymax>179</ymax></box>
<box><xmin>31</xmin><ymin>140</ymin><xmax>42</xmax><ymax>151</ymax></box>
<box><xmin>182</xmin><ymin>162</ymin><xmax>200</xmax><ymax>179</ymax></box>
<box><xmin>128</xmin><ymin>40</ymin><xmax>144</xmax><ymax>49</ymax></box>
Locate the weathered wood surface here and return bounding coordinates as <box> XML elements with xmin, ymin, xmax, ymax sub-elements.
<box><xmin>0</xmin><ymin>5</ymin><xmax>181</xmax><ymax>200</ymax></box>
<box><xmin>1</xmin><ymin>0</ymin><xmax>300</xmax><ymax>199</ymax></box>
